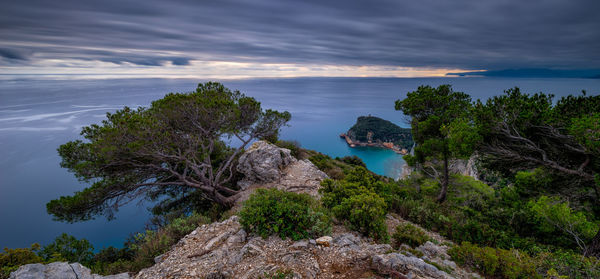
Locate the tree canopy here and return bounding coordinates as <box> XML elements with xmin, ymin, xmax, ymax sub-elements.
<box><xmin>395</xmin><ymin>85</ymin><xmax>477</xmax><ymax>202</ymax></box>
<box><xmin>471</xmin><ymin>88</ymin><xmax>600</xmax><ymax>256</ymax></box>
<box><xmin>47</xmin><ymin>82</ymin><xmax>291</xmax><ymax>222</ymax></box>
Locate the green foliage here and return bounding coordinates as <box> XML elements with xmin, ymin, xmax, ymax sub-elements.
<box><xmin>347</xmin><ymin>115</ymin><xmax>413</xmax><ymax>149</ymax></box>
<box><xmin>260</xmin><ymin>269</ymin><xmax>294</xmax><ymax>279</ymax></box>
<box><xmin>392</xmin><ymin>223</ymin><xmax>430</xmax><ymax>248</ymax></box>
<box><xmin>473</xmin><ymin>88</ymin><xmax>598</xmax><ymax>204</ymax></box>
<box><xmin>334</xmin><ymin>192</ymin><xmax>389</xmax><ymax>241</ymax></box>
<box><xmin>39</xmin><ymin>233</ymin><xmax>94</xmax><ymax>265</ymax></box>
<box><xmin>239</xmin><ymin>189</ymin><xmax>331</xmax><ymax>240</ymax></box>
<box><xmin>49</xmin><ymin>82</ymin><xmax>291</xmax><ymax>222</ymax></box>
<box><xmin>529</xmin><ymin>196</ymin><xmax>598</xmax><ymax>251</ymax></box>
<box><xmin>307</xmin><ymin>152</ymin><xmax>366</xmax><ymax>180</ymax></box>
<box><xmin>569</xmin><ymin>113</ymin><xmax>600</xmax><ymax>152</ymax></box>
<box><xmin>450</xmin><ymin>242</ymin><xmax>600</xmax><ymax>279</ymax></box>
<box><xmin>513</xmin><ymin>168</ymin><xmax>553</xmax><ymax>197</ymax></box>
<box><xmin>449</xmin><ymin>242</ymin><xmax>539</xmax><ymax>279</ymax></box>
<box><xmin>0</xmin><ymin>244</ymin><xmax>42</xmax><ymax>279</ymax></box>
<box><xmin>396</xmin><ymin>85</ymin><xmax>476</xmax><ymax>202</ymax></box>
<box><xmin>320</xmin><ymin>167</ymin><xmax>389</xmax><ymax>241</ymax></box>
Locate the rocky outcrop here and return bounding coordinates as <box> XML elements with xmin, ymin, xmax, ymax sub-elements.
<box><xmin>236</xmin><ymin>141</ymin><xmax>328</xmax><ymax>201</ymax></box>
<box><xmin>134</xmin><ymin>215</ymin><xmax>480</xmax><ymax>279</ymax></box>
<box><xmin>9</xmin><ymin>262</ymin><xmax>129</xmax><ymax>279</ymax></box>
<box><xmin>237</xmin><ymin>141</ymin><xmax>296</xmax><ymax>189</ymax></box>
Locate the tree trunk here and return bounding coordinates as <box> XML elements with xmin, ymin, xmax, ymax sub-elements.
<box><xmin>585</xmin><ymin>224</ymin><xmax>600</xmax><ymax>257</ymax></box>
<box><xmin>437</xmin><ymin>151</ymin><xmax>449</xmax><ymax>203</ymax></box>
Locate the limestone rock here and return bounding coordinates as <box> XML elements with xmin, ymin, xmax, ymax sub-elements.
<box><xmin>372</xmin><ymin>253</ymin><xmax>452</xmax><ymax>279</ymax></box>
<box><xmin>315</xmin><ymin>236</ymin><xmax>332</xmax><ymax>247</ymax></box>
<box><xmin>236</xmin><ymin>141</ymin><xmax>296</xmax><ymax>189</ymax></box>
<box><xmin>10</xmin><ymin>262</ymin><xmax>129</xmax><ymax>279</ymax></box>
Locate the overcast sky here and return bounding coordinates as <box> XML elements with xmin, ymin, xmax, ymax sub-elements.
<box><xmin>1</xmin><ymin>0</ymin><xmax>599</xmax><ymax>78</ymax></box>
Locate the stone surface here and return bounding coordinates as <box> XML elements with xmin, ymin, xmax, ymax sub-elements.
<box><xmin>236</xmin><ymin>141</ymin><xmax>296</xmax><ymax>189</ymax></box>
<box><xmin>233</xmin><ymin>141</ymin><xmax>328</xmax><ymax>211</ymax></box>
<box><xmin>316</xmin><ymin>236</ymin><xmax>333</xmax><ymax>247</ymax></box>
<box><xmin>10</xmin><ymin>262</ymin><xmax>129</xmax><ymax>279</ymax></box>
<box><xmin>133</xmin><ymin>215</ymin><xmax>479</xmax><ymax>279</ymax></box>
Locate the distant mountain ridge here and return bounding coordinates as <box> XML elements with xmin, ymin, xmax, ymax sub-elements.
<box><xmin>447</xmin><ymin>68</ymin><xmax>600</xmax><ymax>78</ymax></box>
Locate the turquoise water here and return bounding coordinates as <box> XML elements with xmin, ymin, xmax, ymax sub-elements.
<box><xmin>1</xmin><ymin>77</ymin><xmax>599</xmax><ymax>249</ymax></box>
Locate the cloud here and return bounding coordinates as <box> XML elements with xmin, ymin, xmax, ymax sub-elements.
<box><xmin>0</xmin><ymin>48</ymin><xmax>28</xmax><ymax>60</ymax></box>
<box><xmin>0</xmin><ymin>0</ymin><xmax>599</xmax><ymax>74</ymax></box>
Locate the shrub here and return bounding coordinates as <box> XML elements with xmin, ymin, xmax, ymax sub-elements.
<box><xmin>529</xmin><ymin>195</ymin><xmax>597</xmax><ymax>252</ymax></box>
<box><xmin>125</xmin><ymin>212</ymin><xmax>210</xmax><ymax>272</ymax></box>
<box><xmin>338</xmin><ymin>156</ymin><xmax>366</xmax><ymax>168</ymax></box>
<box><xmin>320</xmin><ymin>167</ymin><xmax>390</xmax><ymax>241</ymax></box>
<box><xmin>333</xmin><ymin>192</ymin><xmax>389</xmax><ymax>242</ymax></box>
<box><xmin>39</xmin><ymin>233</ymin><xmax>94</xmax><ymax>265</ymax></box>
<box><xmin>0</xmin><ymin>244</ymin><xmax>43</xmax><ymax>279</ymax></box>
<box><xmin>239</xmin><ymin>189</ymin><xmax>331</xmax><ymax>240</ymax></box>
<box><xmin>392</xmin><ymin>223</ymin><xmax>430</xmax><ymax>248</ymax></box>
<box><xmin>449</xmin><ymin>242</ymin><xmax>538</xmax><ymax>279</ymax></box>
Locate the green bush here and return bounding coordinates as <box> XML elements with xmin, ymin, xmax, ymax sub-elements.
<box><xmin>320</xmin><ymin>167</ymin><xmax>390</xmax><ymax>241</ymax></box>
<box><xmin>239</xmin><ymin>189</ymin><xmax>331</xmax><ymax>240</ymax></box>
<box><xmin>392</xmin><ymin>223</ymin><xmax>430</xmax><ymax>248</ymax></box>
<box><xmin>0</xmin><ymin>244</ymin><xmax>43</xmax><ymax>279</ymax></box>
<box><xmin>334</xmin><ymin>192</ymin><xmax>389</xmax><ymax>241</ymax></box>
<box><xmin>126</xmin><ymin>212</ymin><xmax>210</xmax><ymax>272</ymax></box>
<box><xmin>449</xmin><ymin>241</ymin><xmax>600</xmax><ymax>279</ymax></box>
<box><xmin>449</xmin><ymin>242</ymin><xmax>538</xmax><ymax>279</ymax></box>
<box><xmin>39</xmin><ymin>233</ymin><xmax>94</xmax><ymax>265</ymax></box>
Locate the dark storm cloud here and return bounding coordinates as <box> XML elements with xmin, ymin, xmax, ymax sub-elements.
<box><xmin>0</xmin><ymin>49</ymin><xmax>28</xmax><ymax>60</ymax></box>
<box><xmin>0</xmin><ymin>0</ymin><xmax>599</xmax><ymax>70</ymax></box>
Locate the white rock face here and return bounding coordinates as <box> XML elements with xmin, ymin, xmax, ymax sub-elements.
<box><xmin>236</xmin><ymin>141</ymin><xmax>296</xmax><ymax>189</ymax></box>
<box><xmin>10</xmin><ymin>262</ymin><xmax>129</xmax><ymax>279</ymax></box>
<box><xmin>235</xmin><ymin>141</ymin><xmax>328</xmax><ymax>200</ymax></box>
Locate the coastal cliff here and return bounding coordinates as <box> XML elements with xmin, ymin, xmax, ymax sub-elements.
<box><xmin>342</xmin><ymin>116</ymin><xmax>413</xmax><ymax>155</ymax></box>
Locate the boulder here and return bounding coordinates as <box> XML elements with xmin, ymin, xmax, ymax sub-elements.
<box><xmin>315</xmin><ymin>236</ymin><xmax>333</xmax><ymax>247</ymax></box>
<box><xmin>10</xmin><ymin>262</ymin><xmax>129</xmax><ymax>279</ymax></box>
<box><xmin>236</xmin><ymin>141</ymin><xmax>296</xmax><ymax>189</ymax></box>
<box><xmin>372</xmin><ymin>253</ymin><xmax>452</xmax><ymax>279</ymax></box>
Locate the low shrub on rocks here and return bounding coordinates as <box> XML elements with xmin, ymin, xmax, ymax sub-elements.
<box><xmin>239</xmin><ymin>188</ymin><xmax>332</xmax><ymax>240</ymax></box>
<box><xmin>320</xmin><ymin>167</ymin><xmax>390</xmax><ymax>242</ymax></box>
<box><xmin>392</xmin><ymin>223</ymin><xmax>430</xmax><ymax>248</ymax></box>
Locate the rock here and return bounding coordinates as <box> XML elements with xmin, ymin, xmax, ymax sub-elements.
<box><xmin>372</xmin><ymin>253</ymin><xmax>451</xmax><ymax>279</ymax></box>
<box><xmin>315</xmin><ymin>236</ymin><xmax>333</xmax><ymax>247</ymax></box>
<box><xmin>309</xmin><ymin>239</ymin><xmax>316</xmax><ymax>246</ymax></box>
<box><xmin>290</xmin><ymin>240</ymin><xmax>309</xmax><ymax>250</ymax></box>
<box><xmin>236</xmin><ymin>141</ymin><xmax>296</xmax><ymax>189</ymax></box>
<box><xmin>417</xmin><ymin>241</ymin><xmax>447</xmax><ymax>259</ymax></box>
<box><xmin>153</xmin><ymin>254</ymin><xmax>163</xmax><ymax>264</ymax></box>
<box><xmin>333</xmin><ymin>233</ymin><xmax>360</xmax><ymax>247</ymax></box>
<box><xmin>10</xmin><ymin>262</ymin><xmax>129</xmax><ymax>279</ymax></box>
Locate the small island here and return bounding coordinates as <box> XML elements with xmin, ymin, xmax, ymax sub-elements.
<box><xmin>341</xmin><ymin>115</ymin><xmax>413</xmax><ymax>155</ymax></box>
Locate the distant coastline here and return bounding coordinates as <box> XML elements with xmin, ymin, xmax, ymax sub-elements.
<box><xmin>340</xmin><ymin>133</ymin><xmax>409</xmax><ymax>155</ymax></box>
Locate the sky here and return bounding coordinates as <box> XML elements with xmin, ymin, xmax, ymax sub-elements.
<box><xmin>1</xmin><ymin>0</ymin><xmax>599</xmax><ymax>79</ymax></box>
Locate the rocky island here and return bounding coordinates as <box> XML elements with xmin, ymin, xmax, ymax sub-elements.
<box><xmin>341</xmin><ymin>115</ymin><xmax>413</xmax><ymax>155</ymax></box>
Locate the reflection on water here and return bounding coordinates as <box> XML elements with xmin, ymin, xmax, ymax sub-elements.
<box><xmin>1</xmin><ymin>77</ymin><xmax>599</xmax><ymax>249</ymax></box>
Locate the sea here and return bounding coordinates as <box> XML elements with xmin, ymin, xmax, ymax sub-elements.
<box><xmin>1</xmin><ymin>77</ymin><xmax>599</xmax><ymax>250</ymax></box>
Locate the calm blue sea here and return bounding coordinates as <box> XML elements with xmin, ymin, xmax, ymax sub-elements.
<box><xmin>1</xmin><ymin>77</ymin><xmax>599</xmax><ymax>249</ymax></box>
